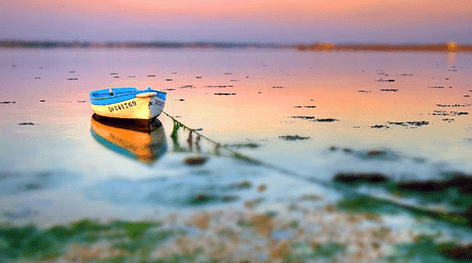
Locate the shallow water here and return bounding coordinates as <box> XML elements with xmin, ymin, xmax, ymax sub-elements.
<box><xmin>1</xmin><ymin>48</ymin><xmax>472</xmax><ymax>259</ymax></box>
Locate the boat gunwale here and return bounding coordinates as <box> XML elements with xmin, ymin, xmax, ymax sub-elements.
<box><xmin>90</xmin><ymin>87</ymin><xmax>166</xmax><ymax>106</ymax></box>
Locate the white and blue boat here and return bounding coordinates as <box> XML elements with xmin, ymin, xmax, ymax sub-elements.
<box><xmin>90</xmin><ymin>87</ymin><xmax>166</xmax><ymax>125</ymax></box>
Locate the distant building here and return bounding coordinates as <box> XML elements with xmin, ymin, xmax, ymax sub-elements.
<box><xmin>447</xmin><ymin>41</ymin><xmax>458</xmax><ymax>52</ymax></box>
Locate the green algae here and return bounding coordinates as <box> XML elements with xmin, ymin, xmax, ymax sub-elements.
<box><xmin>237</xmin><ymin>219</ymin><xmax>254</xmax><ymax>228</ymax></box>
<box><xmin>113</xmin><ymin>230</ymin><xmax>174</xmax><ymax>254</ymax></box>
<box><xmin>221</xmin><ymin>195</ymin><xmax>240</xmax><ymax>202</ymax></box>
<box><xmin>0</xmin><ymin>219</ymin><xmax>165</xmax><ymax>261</ymax></box>
<box><xmin>0</xmin><ymin>224</ymin><xmax>60</xmax><ymax>260</ymax></box>
<box><xmin>288</xmin><ymin>242</ymin><xmax>346</xmax><ymax>262</ymax></box>
<box><xmin>232</xmin><ymin>152</ymin><xmax>262</xmax><ymax>164</ymax></box>
<box><xmin>386</xmin><ymin>235</ymin><xmax>467</xmax><ymax>263</ymax></box>
<box><xmin>153</xmin><ymin>248</ymin><xmax>206</xmax><ymax>263</ymax></box>
<box><xmin>188</xmin><ymin>193</ymin><xmax>219</xmax><ymax>205</ymax></box>
<box><xmin>336</xmin><ymin>195</ymin><xmax>472</xmax><ymax>228</ymax></box>
<box><xmin>100</xmin><ymin>255</ymin><xmax>127</xmax><ymax>263</ymax></box>
<box><xmin>291</xmin><ymin>242</ymin><xmax>315</xmax><ymax>259</ymax></box>
<box><xmin>265</xmin><ymin>211</ymin><xmax>278</xmax><ymax>218</ymax></box>
<box><xmin>229</xmin><ymin>180</ymin><xmax>252</xmax><ymax>189</ymax></box>
<box><xmin>336</xmin><ymin>196</ymin><xmax>400</xmax><ymax>215</ymax></box>
<box><xmin>333</xmin><ymin>171</ymin><xmax>472</xmax><ymax>214</ymax></box>
<box><xmin>390</xmin><ymin>185</ymin><xmax>472</xmax><ymax>212</ymax></box>
<box><xmin>112</xmin><ymin>221</ymin><xmax>160</xmax><ymax>240</ymax></box>
<box><xmin>313</xmin><ymin>242</ymin><xmax>346</xmax><ymax>258</ymax></box>
<box><xmin>288</xmin><ymin>220</ymin><xmax>299</xmax><ymax>229</ymax></box>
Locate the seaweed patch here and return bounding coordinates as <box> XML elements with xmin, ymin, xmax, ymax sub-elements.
<box><xmin>334</xmin><ymin>173</ymin><xmax>390</xmax><ymax>184</ymax></box>
<box><xmin>380</xmin><ymin>88</ymin><xmax>398</xmax><ymax>92</ymax></box>
<box><xmin>279</xmin><ymin>135</ymin><xmax>310</xmax><ymax>141</ymax></box>
<box><xmin>290</xmin><ymin>116</ymin><xmax>338</xmax><ymax>122</ymax></box>
<box><xmin>387</xmin><ymin>121</ymin><xmax>429</xmax><ymax>127</ymax></box>
<box><xmin>214</xmin><ymin>92</ymin><xmax>236</xmax><ymax>96</ymax></box>
<box><xmin>370</xmin><ymin>124</ymin><xmax>390</xmax><ymax>129</ymax></box>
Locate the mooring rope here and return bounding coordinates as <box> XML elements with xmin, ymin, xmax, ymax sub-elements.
<box><xmin>162</xmin><ymin>111</ymin><xmax>471</xmax><ymax>228</ymax></box>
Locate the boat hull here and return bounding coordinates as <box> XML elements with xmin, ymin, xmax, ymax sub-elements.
<box><xmin>91</xmin><ymin>114</ymin><xmax>161</xmax><ymax>133</ymax></box>
<box><xmin>91</xmin><ymin>96</ymin><xmax>165</xmax><ymax>120</ymax></box>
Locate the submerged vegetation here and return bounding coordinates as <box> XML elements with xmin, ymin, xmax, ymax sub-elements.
<box><xmin>0</xmin><ymin>219</ymin><xmax>164</xmax><ymax>261</ymax></box>
<box><xmin>2</xmin><ymin>205</ymin><xmax>471</xmax><ymax>262</ymax></box>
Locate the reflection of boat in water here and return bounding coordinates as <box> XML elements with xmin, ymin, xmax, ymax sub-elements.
<box><xmin>90</xmin><ymin>114</ymin><xmax>167</xmax><ymax>164</ymax></box>
<box><xmin>90</xmin><ymin>87</ymin><xmax>166</xmax><ymax>125</ymax></box>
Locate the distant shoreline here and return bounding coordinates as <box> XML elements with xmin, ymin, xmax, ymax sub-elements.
<box><xmin>0</xmin><ymin>41</ymin><xmax>291</xmax><ymax>49</ymax></box>
<box><xmin>295</xmin><ymin>42</ymin><xmax>471</xmax><ymax>52</ymax></box>
<box><xmin>1</xmin><ymin>41</ymin><xmax>471</xmax><ymax>52</ymax></box>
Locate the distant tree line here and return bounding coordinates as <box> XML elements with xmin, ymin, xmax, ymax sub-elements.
<box><xmin>0</xmin><ymin>41</ymin><xmax>91</xmax><ymax>48</ymax></box>
<box><xmin>2</xmin><ymin>40</ymin><xmax>471</xmax><ymax>51</ymax></box>
<box><xmin>0</xmin><ymin>41</ymin><xmax>290</xmax><ymax>49</ymax></box>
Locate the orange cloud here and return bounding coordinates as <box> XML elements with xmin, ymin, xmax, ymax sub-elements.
<box><xmin>3</xmin><ymin>0</ymin><xmax>471</xmax><ymax>26</ymax></box>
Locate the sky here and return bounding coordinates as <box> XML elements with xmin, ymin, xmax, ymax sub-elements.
<box><xmin>1</xmin><ymin>0</ymin><xmax>471</xmax><ymax>44</ymax></box>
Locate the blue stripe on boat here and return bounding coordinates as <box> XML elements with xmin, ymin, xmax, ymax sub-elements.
<box><xmin>90</xmin><ymin>94</ymin><xmax>136</xmax><ymax>106</ymax></box>
<box><xmin>112</xmin><ymin>87</ymin><xmax>136</xmax><ymax>94</ymax></box>
<box><xmin>92</xmin><ymin>89</ymin><xmax>113</xmax><ymax>97</ymax></box>
<box><xmin>90</xmin><ymin>87</ymin><xmax>166</xmax><ymax>106</ymax></box>
<box><xmin>155</xmin><ymin>91</ymin><xmax>167</xmax><ymax>100</ymax></box>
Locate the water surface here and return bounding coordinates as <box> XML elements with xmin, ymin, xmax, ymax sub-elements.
<box><xmin>1</xmin><ymin>48</ymin><xmax>471</xmax><ymax>261</ymax></box>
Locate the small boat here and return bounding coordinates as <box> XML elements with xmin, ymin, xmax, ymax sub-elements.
<box><xmin>90</xmin><ymin>87</ymin><xmax>166</xmax><ymax>125</ymax></box>
<box><xmin>90</xmin><ymin>114</ymin><xmax>167</xmax><ymax>163</ymax></box>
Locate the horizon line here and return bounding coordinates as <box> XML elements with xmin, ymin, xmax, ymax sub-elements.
<box><xmin>1</xmin><ymin>39</ymin><xmax>472</xmax><ymax>46</ymax></box>
<box><xmin>2</xmin><ymin>40</ymin><xmax>472</xmax><ymax>52</ymax></box>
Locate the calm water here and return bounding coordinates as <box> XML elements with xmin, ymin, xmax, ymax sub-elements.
<box><xmin>1</xmin><ymin>48</ymin><xmax>471</xmax><ymax>238</ymax></box>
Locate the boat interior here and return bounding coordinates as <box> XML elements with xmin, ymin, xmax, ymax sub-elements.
<box><xmin>90</xmin><ymin>87</ymin><xmax>138</xmax><ymax>99</ymax></box>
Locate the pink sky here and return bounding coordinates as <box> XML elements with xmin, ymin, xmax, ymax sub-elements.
<box><xmin>1</xmin><ymin>0</ymin><xmax>471</xmax><ymax>43</ymax></box>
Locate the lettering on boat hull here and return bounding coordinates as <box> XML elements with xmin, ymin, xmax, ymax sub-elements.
<box><xmin>108</xmin><ymin>100</ymin><xmax>137</xmax><ymax>112</ymax></box>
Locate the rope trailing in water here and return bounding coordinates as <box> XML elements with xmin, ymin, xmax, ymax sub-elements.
<box><xmin>162</xmin><ymin>111</ymin><xmax>472</xmax><ymax>228</ymax></box>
